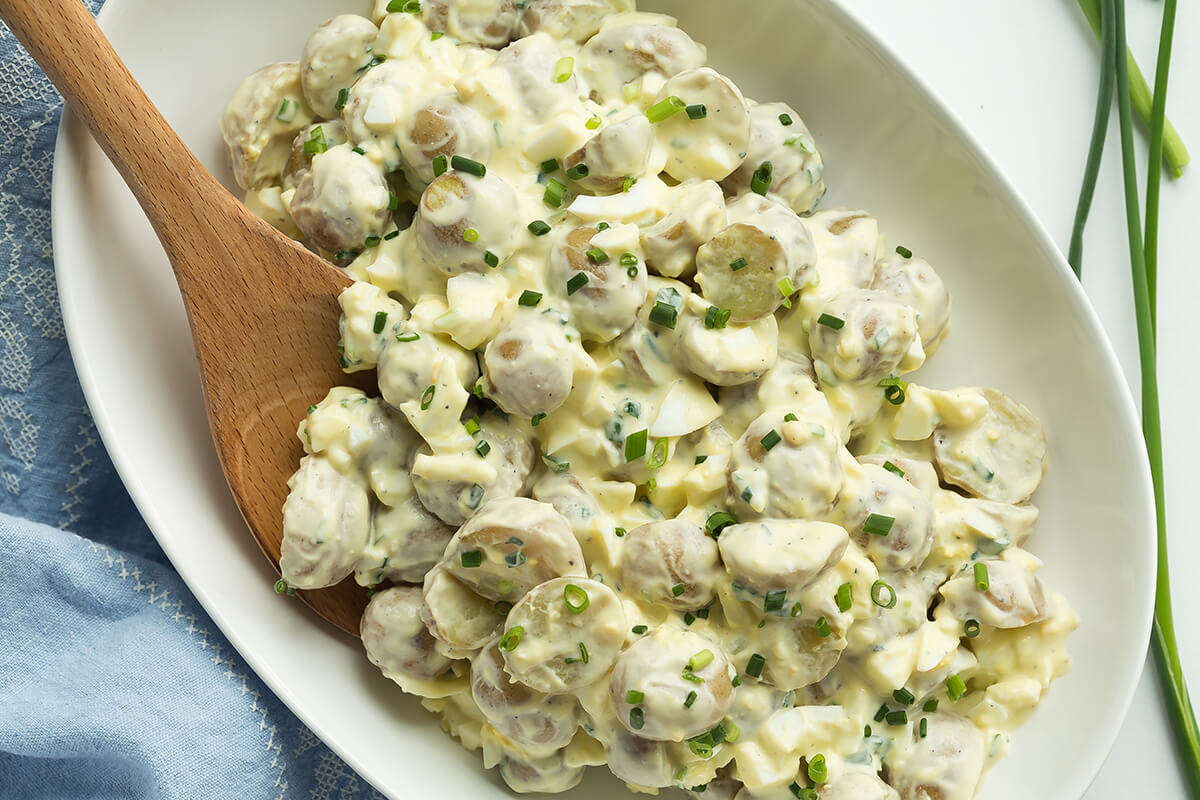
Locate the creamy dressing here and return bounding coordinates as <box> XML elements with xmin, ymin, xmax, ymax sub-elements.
<box><xmin>222</xmin><ymin>2</ymin><xmax>1076</xmax><ymax>797</ymax></box>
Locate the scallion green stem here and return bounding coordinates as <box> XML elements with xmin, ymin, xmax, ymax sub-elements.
<box><xmin>1067</xmin><ymin>0</ymin><xmax>1115</xmax><ymax>278</ymax></box>
<box><xmin>1143</xmin><ymin>0</ymin><xmax>1178</xmax><ymax>332</ymax></box>
<box><xmin>1111</xmin><ymin>0</ymin><xmax>1200</xmax><ymax>792</ymax></box>
<box><xmin>1076</xmin><ymin>0</ymin><xmax>1190</xmax><ymax>179</ymax></box>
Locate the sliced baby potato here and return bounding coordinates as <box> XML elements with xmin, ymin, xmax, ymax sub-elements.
<box><xmin>721</xmin><ymin>101</ymin><xmax>826</xmax><ymax>215</ymax></box>
<box><xmin>652</xmin><ymin>67</ymin><xmax>750</xmax><ymax>182</ymax></box>
<box><xmin>220</xmin><ymin>62</ymin><xmax>314</xmax><ymax>190</ymax></box>
<box><xmin>501</xmin><ymin>577</ymin><xmax>627</xmax><ymax>693</ymax></box>
<box><xmin>639</xmin><ymin>179</ymin><xmax>727</xmax><ymax>278</ymax></box>
<box><xmin>932</xmin><ymin>388</ymin><xmax>1046</xmax><ymax>503</ymax></box>
<box><xmin>421</xmin><ymin>564</ymin><xmax>505</xmax><ymax>653</ymax></box>
<box><xmin>299</xmin><ymin>14</ymin><xmax>379</xmax><ymax>118</ymax></box>
<box><xmin>717</xmin><ymin>519</ymin><xmax>848</xmax><ymax>594</ymax></box>
<box><xmin>361</xmin><ymin>585</ymin><xmax>455</xmax><ymax>684</ymax></box>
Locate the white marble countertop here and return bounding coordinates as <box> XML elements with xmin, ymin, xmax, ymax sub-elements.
<box><xmin>850</xmin><ymin>2</ymin><xmax>1197</xmax><ymax>797</ymax></box>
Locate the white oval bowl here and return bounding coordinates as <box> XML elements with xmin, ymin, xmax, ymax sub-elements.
<box><xmin>51</xmin><ymin>1</ymin><xmax>1154</xmax><ymax>797</ymax></box>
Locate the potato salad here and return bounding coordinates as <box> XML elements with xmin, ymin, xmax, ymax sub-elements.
<box><xmin>221</xmin><ymin>1</ymin><xmax>1077</xmax><ymax>797</ymax></box>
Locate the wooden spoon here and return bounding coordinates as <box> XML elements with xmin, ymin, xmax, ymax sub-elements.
<box><xmin>1</xmin><ymin>0</ymin><xmax>367</xmax><ymax>634</ymax></box>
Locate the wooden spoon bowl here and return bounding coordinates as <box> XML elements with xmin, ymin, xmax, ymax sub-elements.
<box><xmin>2</xmin><ymin>0</ymin><xmax>366</xmax><ymax>634</ymax></box>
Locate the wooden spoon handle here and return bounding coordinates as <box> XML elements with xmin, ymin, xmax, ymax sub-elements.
<box><xmin>0</xmin><ymin>0</ymin><xmax>221</xmax><ymax>252</ymax></box>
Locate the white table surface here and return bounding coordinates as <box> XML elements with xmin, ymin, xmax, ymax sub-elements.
<box><xmin>851</xmin><ymin>1</ymin><xmax>1197</xmax><ymax>797</ymax></box>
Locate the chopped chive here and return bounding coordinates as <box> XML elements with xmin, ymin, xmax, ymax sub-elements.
<box><xmin>306</xmin><ymin>404</ymin><xmax>318</xmax><ymax>415</ymax></box>
<box><xmin>919</xmin><ymin>717</ymin><xmax>928</xmax><ymax>738</ymax></box>
<box><xmin>784</xmin><ymin>413</ymin><xmax>799</xmax><ymax>422</ymax></box>
<box><xmin>632</xmin><ymin>624</ymin><xmax>647</xmax><ymax>634</ymax></box>
<box><xmin>384</xmin><ymin>230</ymin><xmax>400</xmax><ymax>240</ymax></box>
<box><xmin>871</xmin><ymin>579</ymin><xmax>897</xmax><ymax>609</ymax></box>
<box><xmin>964</xmin><ymin>618</ymin><xmax>981</xmax><ymax>638</ymax></box>
<box><xmin>566</xmin><ymin>271</ymin><xmax>589</xmax><ymax>295</ymax></box>
<box><xmin>553</xmin><ymin>55</ymin><xmax>574</xmax><ymax>83</ymax></box>
<box><xmin>274</xmin><ymin>578</ymin><xmax>291</xmax><ymax>594</ymax></box>
<box><xmin>874</xmin><ymin>703</ymin><xmax>890</xmax><ymax>723</ymax></box>
<box><xmin>751</xmin><ymin>161</ymin><xmax>773</xmax><ymax>196</ymax></box>
<box><xmin>585</xmin><ymin>246</ymin><xmax>608</xmax><ymax>264</ymax></box>
<box><xmin>586</xmin><ymin>114</ymin><xmax>602</xmax><ymax>130</ymax></box>
<box><xmin>648</xmin><ymin>301</ymin><xmax>678</xmax><ymax>329</ymax></box>
<box><xmin>864</xmin><ymin>724</ymin><xmax>872</xmax><ymax>737</ymax></box>
<box><xmin>395</xmin><ymin>331</ymin><xmax>420</xmax><ymax>342</ymax></box>
<box><xmin>671</xmin><ymin>583</ymin><xmax>686</xmax><ymax>597</ymax></box>
<box><xmin>688</xmin><ymin>650</ymin><xmax>714</xmax><ymax>671</ymax></box>
<box><xmin>694</xmin><ymin>455</ymin><xmax>708</xmax><ymax>464</ymax></box>
<box><xmin>745</xmin><ymin>653</ymin><xmax>766</xmax><ymax>678</ymax></box>
<box><xmin>893</xmin><ymin>687</ymin><xmax>915</xmax><ymax>706</ymax></box>
<box><xmin>779</xmin><ymin>112</ymin><xmax>794</xmax><ymax>126</ymax></box>
<box><xmin>527</xmin><ymin>219</ymin><xmax>551</xmax><ymax>236</ymax></box>
<box><xmin>543</xmin><ymin>453</ymin><xmax>570</xmax><ymax>473</ymax></box>
<box><xmin>625</xmin><ymin>428</ymin><xmax>648</xmax><ymax>461</ymax></box>
<box><xmin>705</xmin><ymin>511</ymin><xmax>737</xmax><ymax>538</ymax></box>
<box><xmin>791</xmin><ymin>602</ymin><xmax>803</xmax><ymax>617</ymax></box>
<box><xmin>817</xmin><ymin>313</ymin><xmax>844</xmax><ymax>330</ymax></box>
<box><xmin>896</xmin><ymin>245</ymin><xmax>913</xmax><ymax>259</ymax></box>
<box><xmin>483</xmin><ymin>250</ymin><xmax>499</xmax><ymax>268</ymax></box>
<box><xmin>947</xmin><ymin>673</ymin><xmax>967</xmax><ymax>701</ymax></box>
<box><xmin>451</xmin><ymin>155</ymin><xmax>486</xmax><ymax>177</ymax></box>
<box><xmin>596</xmin><ymin>222</ymin><xmax>610</xmax><ymax>231</ymax></box>
<box><xmin>615</xmin><ymin>527</ymin><xmax>627</xmax><ymax>538</ymax></box>
<box><xmin>504</xmin><ymin>550</ymin><xmax>527</xmax><ymax>567</ymax></box>
<box><xmin>352</xmin><ymin>146</ymin><xmax>367</xmax><ymax>155</ymax></box>
<box><xmin>499</xmin><ymin>625</ymin><xmax>524</xmax><ymax>651</ymax></box>
<box><xmin>974</xmin><ymin>563</ymin><xmax>990</xmax><ymax>591</ymax></box>
<box><xmin>760</xmin><ymin>429</ymin><xmax>782</xmax><ymax>451</ymax></box>
<box><xmin>789</xmin><ymin>783</ymin><xmax>817</xmax><ymax>800</ymax></box>
<box><xmin>807</xmin><ymin>753</ymin><xmax>827</xmax><ymax>784</ymax></box>
<box><xmin>472</xmin><ymin>384</ymin><xmax>485</xmax><ymax>399</ymax></box>
<box><xmin>625</xmin><ymin>689</ymin><xmax>644</xmax><ymax>704</ymax></box>
<box><xmin>623</xmin><ymin>399</ymin><xmax>641</xmax><ymax>417</ymax></box>
<box><xmin>732</xmin><ymin>674</ymin><xmax>742</xmax><ymax>687</ymax></box>
<box><xmin>303</xmin><ymin>126</ymin><xmax>327</xmax><ymax>155</ymax></box>
<box><xmin>646</xmin><ymin>95</ymin><xmax>686</xmax><ymax>123</ymax></box>
<box><xmin>563</xmin><ymin>583</ymin><xmax>590</xmax><ymax>614</ymax></box>
<box><xmin>543</xmin><ymin>177</ymin><xmax>566</xmax><ymax>207</ymax></box>
<box><xmin>531</xmin><ymin>412</ymin><xmax>546</xmax><ymax>426</ymax></box>
<box><xmin>621</xmin><ymin>176</ymin><xmax>637</xmax><ymax>192</ymax></box>
<box><xmin>645</xmin><ymin>438</ymin><xmax>669</xmax><ymax>470</ymax></box>
<box><xmin>373</xmin><ymin>311</ymin><xmax>387</xmax><ymax>333</ymax></box>
<box><xmin>420</xmin><ymin>385</ymin><xmax>435</xmax><ymax>410</ymax></box>
<box><xmin>836</xmin><ymin>582</ymin><xmax>852</xmax><ymax>612</ymax></box>
<box><xmin>465</xmin><ymin>483</ymin><xmax>485</xmax><ymax>509</ymax></box>
<box><xmin>335</xmin><ymin>88</ymin><xmax>350</xmax><ymax>111</ymax></box>
<box><xmin>815</xmin><ymin>616</ymin><xmax>831</xmax><ymax>637</ymax></box>
<box><xmin>764</xmin><ymin>588</ymin><xmax>786</xmax><ymax>613</ymax></box>
<box><xmin>462</xmin><ymin>228</ymin><xmax>480</xmax><ymax>243</ymax></box>
<box><xmin>619</xmin><ymin>252</ymin><xmax>638</xmax><ymax>267</ymax></box>
<box><xmin>460</xmin><ymin>550</ymin><xmax>483</xmax><ymax>568</ymax></box>
<box><xmin>882</xmin><ymin>460</ymin><xmax>905</xmax><ymax>477</ymax></box>
<box><xmin>686</xmin><ymin>103</ymin><xmax>707</xmax><ymax>120</ymax></box>
<box><xmin>275</xmin><ymin>98</ymin><xmax>298</xmax><ymax>123</ymax></box>
<box><xmin>566</xmin><ymin>162</ymin><xmax>590</xmax><ymax>180</ymax></box>
<box><xmin>475</xmin><ymin>440</ymin><xmax>491</xmax><ymax>458</ymax></box>
<box><xmin>863</xmin><ymin>513</ymin><xmax>895</xmax><ymax>536</ymax></box>
<box><xmin>878</xmin><ymin>377</ymin><xmax>908</xmax><ymax>405</ymax></box>
<box><xmin>683</xmin><ymin>690</ymin><xmax>698</xmax><ymax>708</ymax></box>
<box><xmin>464</xmin><ymin>417</ymin><xmax>480</xmax><ymax>435</ymax></box>
<box><xmin>432</xmin><ymin>154</ymin><xmax>448</xmax><ymax>176</ymax></box>
<box><xmin>387</xmin><ymin>191</ymin><xmax>399</xmax><ymax>210</ymax></box>
<box><xmin>777</xmin><ymin>276</ymin><xmax>797</xmax><ymax>308</ymax></box>
<box><xmin>629</xmin><ymin>707</ymin><xmax>645</xmax><ymax>729</ymax></box>
<box><xmin>518</xmin><ymin>289</ymin><xmax>542</xmax><ymax>307</ymax></box>
<box><xmin>540</xmin><ymin>158</ymin><xmax>560</xmax><ymax>174</ymax></box>
<box><xmin>885</xmin><ymin>709</ymin><xmax>908</xmax><ymax>726</ymax></box>
<box><xmin>729</xmin><ymin>257</ymin><xmax>748</xmax><ymax>271</ymax></box>
<box><xmin>357</xmin><ymin>54</ymin><xmax>386</xmax><ymax>71</ymax></box>
<box><xmin>923</xmin><ymin>698</ymin><xmax>939</xmax><ymax>712</ymax></box>
<box><xmin>704</xmin><ymin>306</ymin><xmax>731</xmax><ymax>329</ymax></box>
<box><xmin>364</xmin><ymin>234</ymin><xmax>382</xmax><ymax>248</ymax></box>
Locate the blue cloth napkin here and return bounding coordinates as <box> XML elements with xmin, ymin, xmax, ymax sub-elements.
<box><xmin>0</xmin><ymin>7</ymin><xmax>382</xmax><ymax>798</ymax></box>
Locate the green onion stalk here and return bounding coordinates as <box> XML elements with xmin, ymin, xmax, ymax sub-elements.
<box><xmin>1105</xmin><ymin>0</ymin><xmax>1200</xmax><ymax>793</ymax></box>
<box><xmin>1075</xmin><ymin>0</ymin><xmax>1190</xmax><ymax>180</ymax></box>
